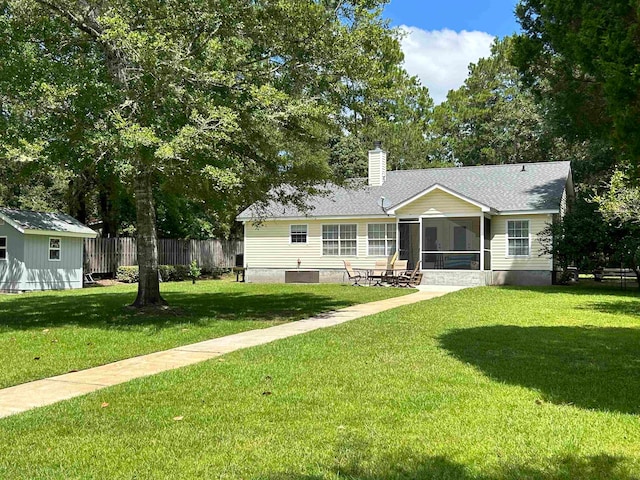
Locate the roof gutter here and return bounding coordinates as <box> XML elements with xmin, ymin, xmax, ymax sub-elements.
<box><xmin>238</xmin><ymin>214</ymin><xmax>393</xmax><ymax>222</ymax></box>
<box><xmin>494</xmin><ymin>209</ymin><xmax>559</xmax><ymax>215</ymax></box>
<box><xmin>23</xmin><ymin>229</ymin><xmax>98</xmax><ymax>238</ymax></box>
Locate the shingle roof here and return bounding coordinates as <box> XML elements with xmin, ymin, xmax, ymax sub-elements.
<box><xmin>237</xmin><ymin>161</ymin><xmax>572</xmax><ymax>220</ymax></box>
<box><xmin>0</xmin><ymin>208</ymin><xmax>97</xmax><ymax>237</ymax></box>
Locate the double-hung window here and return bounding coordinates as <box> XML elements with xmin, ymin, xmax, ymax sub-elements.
<box><xmin>0</xmin><ymin>237</ymin><xmax>6</xmax><ymax>261</ymax></box>
<box><xmin>322</xmin><ymin>224</ymin><xmax>357</xmax><ymax>256</ymax></box>
<box><xmin>507</xmin><ymin>220</ymin><xmax>530</xmax><ymax>256</ymax></box>
<box><xmin>49</xmin><ymin>237</ymin><xmax>61</xmax><ymax>261</ymax></box>
<box><xmin>367</xmin><ymin>223</ymin><xmax>396</xmax><ymax>256</ymax></box>
<box><xmin>290</xmin><ymin>224</ymin><xmax>308</xmax><ymax>244</ymax></box>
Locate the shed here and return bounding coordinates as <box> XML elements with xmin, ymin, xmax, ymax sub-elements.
<box><xmin>0</xmin><ymin>208</ymin><xmax>98</xmax><ymax>292</ymax></box>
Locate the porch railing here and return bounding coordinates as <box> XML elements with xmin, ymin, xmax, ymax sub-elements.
<box><xmin>421</xmin><ymin>251</ymin><xmax>481</xmax><ymax>270</ymax></box>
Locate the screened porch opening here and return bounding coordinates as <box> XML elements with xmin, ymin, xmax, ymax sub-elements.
<box><xmin>421</xmin><ymin>217</ymin><xmax>484</xmax><ymax>270</ymax></box>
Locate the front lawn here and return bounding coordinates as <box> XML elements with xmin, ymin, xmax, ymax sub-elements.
<box><xmin>0</xmin><ymin>280</ymin><xmax>410</xmax><ymax>388</ymax></box>
<box><xmin>1</xmin><ymin>285</ymin><xmax>640</xmax><ymax>479</ymax></box>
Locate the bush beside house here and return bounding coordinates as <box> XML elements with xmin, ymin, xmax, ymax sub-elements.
<box><xmin>116</xmin><ymin>264</ymin><xmax>226</xmax><ymax>283</ymax></box>
<box><xmin>117</xmin><ymin>265</ymin><xmax>193</xmax><ymax>283</ymax></box>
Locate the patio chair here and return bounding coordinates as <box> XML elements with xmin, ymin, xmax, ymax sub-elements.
<box><xmin>343</xmin><ymin>260</ymin><xmax>363</xmax><ymax>286</ymax></box>
<box><xmin>384</xmin><ymin>259</ymin><xmax>408</xmax><ymax>285</ymax></box>
<box><xmin>395</xmin><ymin>261</ymin><xmax>423</xmax><ymax>288</ymax></box>
<box><xmin>368</xmin><ymin>259</ymin><xmax>388</xmax><ymax>286</ymax></box>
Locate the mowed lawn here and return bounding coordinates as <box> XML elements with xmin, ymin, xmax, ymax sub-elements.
<box><xmin>2</xmin><ymin>285</ymin><xmax>640</xmax><ymax>479</ymax></box>
<box><xmin>0</xmin><ymin>280</ymin><xmax>410</xmax><ymax>388</ymax></box>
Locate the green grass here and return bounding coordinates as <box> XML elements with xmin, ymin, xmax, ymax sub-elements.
<box><xmin>0</xmin><ymin>280</ymin><xmax>410</xmax><ymax>388</ymax></box>
<box><xmin>1</xmin><ymin>284</ymin><xmax>640</xmax><ymax>479</ymax></box>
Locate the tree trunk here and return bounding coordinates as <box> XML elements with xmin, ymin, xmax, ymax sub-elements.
<box><xmin>132</xmin><ymin>171</ymin><xmax>166</xmax><ymax>307</ymax></box>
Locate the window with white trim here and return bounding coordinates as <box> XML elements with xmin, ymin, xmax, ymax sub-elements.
<box><xmin>368</xmin><ymin>223</ymin><xmax>396</xmax><ymax>256</ymax></box>
<box><xmin>290</xmin><ymin>224</ymin><xmax>308</xmax><ymax>244</ymax></box>
<box><xmin>0</xmin><ymin>237</ymin><xmax>6</xmax><ymax>261</ymax></box>
<box><xmin>49</xmin><ymin>237</ymin><xmax>61</xmax><ymax>261</ymax></box>
<box><xmin>322</xmin><ymin>224</ymin><xmax>357</xmax><ymax>256</ymax></box>
<box><xmin>507</xmin><ymin>220</ymin><xmax>530</xmax><ymax>256</ymax></box>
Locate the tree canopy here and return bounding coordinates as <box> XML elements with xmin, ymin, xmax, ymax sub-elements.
<box><xmin>429</xmin><ymin>36</ymin><xmax>569</xmax><ymax>167</ymax></box>
<box><xmin>1</xmin><ymin>0</ymin><xmax>409</xmax><ymax>306</ymax></box>
<box><xmin>512</xmin><ymin>0</ymin><xmax>640</xmax><ymax>283</ymax></box>
<box><xmin>513</xmin><ymin>0</ymin><xmax>640</xmax><ymax>166</ymax></box>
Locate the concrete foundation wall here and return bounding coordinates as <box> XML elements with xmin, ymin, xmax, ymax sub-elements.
<box><xmin>421</xmin><ymin>270</ymin><xmax>493</xmax><ymax>286</ymax></box>
<box><xmin>492</xmin><ymin>270</ymin><xmax>552</xmax><ymax>286</ymax></box>
<box><xmin>248</xmin><ymin>268</ymin><xmax>553</xmax><ymax>287</ymax></box>
<box><xmin>246</xmin><ymin>268</ymin><xmax>346</xmax><ymax>284</ymax></box>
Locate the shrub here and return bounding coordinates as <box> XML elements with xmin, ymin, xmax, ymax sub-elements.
<box><xmin>158</xmin><ymin>265</ymin><xmax>175</xmax><ymax>282</ymax></box>
<box><xmin>116</xmin><ymin>266</ymin><xmax>139</xmax><ymax>283</ymax></box>
<box><xmin>189</xmin><ymin>260</ymin><xmax>202</xmax><ymax>284</ymax></box>
<box><xmin>173</xmin><ymin>265</ymin><xmax>190</xmax><ymax>281</ymax></box>
<box><xmin>116</xmin><ymin>264</ymin><xmax>201</xmax><ymax>283</ymax></box>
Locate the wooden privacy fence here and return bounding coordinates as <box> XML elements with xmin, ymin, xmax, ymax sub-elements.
<box><xmin>84</xmin><ymin>237</ymin><xmax>244</xmax><ymax>275</ymax></box>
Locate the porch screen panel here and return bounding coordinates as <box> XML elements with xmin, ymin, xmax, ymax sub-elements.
<box><xmin>484</xmin><ymin>217</ymin><xmax>491</xmax><ymax>270</ymax></box>
<box><xmin>421</xmin><ymin>217</ymin><xmax>481</xmax><ymax>270</ymax></box>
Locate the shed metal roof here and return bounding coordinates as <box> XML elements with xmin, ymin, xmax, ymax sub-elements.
<box><xmin>0</xmin><ymin>208</ymin><xmax>98</xmax><ymax>237</ymax></box>
<box><xmin>237</xmin><ymin>161</ymin><xmax>572</xmax><ymax>220</ymax></box>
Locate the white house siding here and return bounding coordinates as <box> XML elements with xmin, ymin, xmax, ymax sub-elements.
<box><xmin>368</xmin><ymin>150</ymin><xmax>387</xmax><ymax>186</ymax></box>
<box><xmin>491</xmin><ymin>214</ymin><xmax>553</xmax><ymax>271</ymax></box>
<box><xmin>244</xmin><ymin>217</ymin><xmax>397</xmax><ymax>272</ymax></box>
<box><xmin>0</xmin><ymin>223</ymin><xmax>26</xmax><ymax>291</ymax></box>
<box><xmin>22</xmin><ymin>234</ymin><xmax>84</xmax><ymax>290</ymax></box>
<box><xmin>395</xmin><ymin>189</ymin><xmax>481</xmax><ymax>217</ymax></box>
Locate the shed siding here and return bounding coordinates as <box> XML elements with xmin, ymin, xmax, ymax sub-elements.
<box><xmin>245</xmin><ymin>218</ymin><xmax>396</xmax><ymax>270</ymax></box>
<box><xmin>0</xmin><ymin>223</ymin><xmax>26</xmax><ymax>291</ymax></box>
<box><xmin>491</xmin><ymin>214</ymin><xmax>552</xmax><ymax>271</ymax></box>
<box><xmin>23</xmin><ymin>235</ymin><xmax>83</xmax><ymax>290</ymax></box>
<box><xmin>395</xmin><ymin>189</ymin><xmax>481</xmax><ymax>217</ymax></box>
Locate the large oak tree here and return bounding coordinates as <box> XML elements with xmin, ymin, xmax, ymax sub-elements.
<box><xmin>1</xmin><ymin>0</ymin><xmax>402</xmax><ymax>307</ymax></box>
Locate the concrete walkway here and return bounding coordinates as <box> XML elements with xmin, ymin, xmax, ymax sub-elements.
<box><xmin>0</xmin><ymin>286</ymin><xmax>465</xmax><ymax>419</ymax></box>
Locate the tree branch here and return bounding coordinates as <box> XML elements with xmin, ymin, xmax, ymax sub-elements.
<box><xmin>33</xmin><ymin>0</ymin><xmax>103</xmax><ymax>39</ymax></box>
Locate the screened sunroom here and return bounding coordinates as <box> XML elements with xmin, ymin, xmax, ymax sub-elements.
<box><xmin>398</xmin><ymin>217</ymin><xmax>491</xmax><ymax>271</ymax></box>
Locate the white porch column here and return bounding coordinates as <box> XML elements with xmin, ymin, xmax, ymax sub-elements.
<box><xmin>479</xmin><ymin>214</ymin><xmax>485</xmax><ymax>271</ymax></box>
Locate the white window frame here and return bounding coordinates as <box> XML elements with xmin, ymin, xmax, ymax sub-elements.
<box><xmin>506</xmin><ymin>220</ymin><xmax>531</xmax><ymax>257</ymax></box>
<box><xmin>367</xmin><ymin>223</ymin><xmax>397</xmax><ymax>257</ymax></box>
<box><xmin>289</xmin><ymin>224</ymin><xmax>308</xmax><ymax>244</ymax></box>
<box><xmin>0</xmin><ymin>236</ymin><xmax>6</xmax><ymax>261</ymax></box>
<box><xmin>49</xmin><ymin>237</ymin><xmax>62</xmax><ymax>262</ymax></box>
<box><xmin>321</xmin><ymin>224</ymin><xmax>358</xmax><ymax>257</ymax></box>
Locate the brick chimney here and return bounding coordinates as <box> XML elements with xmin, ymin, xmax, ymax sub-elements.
<box><xmin>368</xmin><ymin>141</ymin><xmax>387</xmax><ymax>186</ymax></box>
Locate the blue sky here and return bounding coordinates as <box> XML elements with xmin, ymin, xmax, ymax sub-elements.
<box><xmin>381</xmin><ymin>1</ymin><xmax>521</xmax><ymax>103</ymax></box>
<box><xmin>383</xmin><ymin>1</ymin><xmax>521</xmax><ymax>38</ymax></box>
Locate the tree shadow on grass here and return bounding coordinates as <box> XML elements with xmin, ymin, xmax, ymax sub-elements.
<box><xmin>439</xmin><ymin>325</ymin><xmax>640</xmax><ymax>414</ymax></box>
<box><xmin>0</xmin><ymin>290</ymin><xmax>354</xmax><ymax>332</ymax></box>
<box><xmin>497</xmin><ymin>285</ymin><xmax>640</xmax><ymax>298</ymax></box>
<box><xmin>577</xmin><ymin>301</ymin><xmax>640</xmax><ymax>318</ymax></box>
<box><xmin>268</xmin><ymin>453</ymin><xmax>639</xmax><ymax>480</ymax></box>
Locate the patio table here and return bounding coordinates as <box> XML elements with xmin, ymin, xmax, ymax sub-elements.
<box><xmin>365</xmin><ymin>268</ymin><xmax>410</xmax><ymax>286</ymax></box>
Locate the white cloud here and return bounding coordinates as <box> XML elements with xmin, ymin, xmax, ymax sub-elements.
<box><xmin>399</xmin><ymin>26</ymin><xmax>495</xmax><ymax>104</ymax></box>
